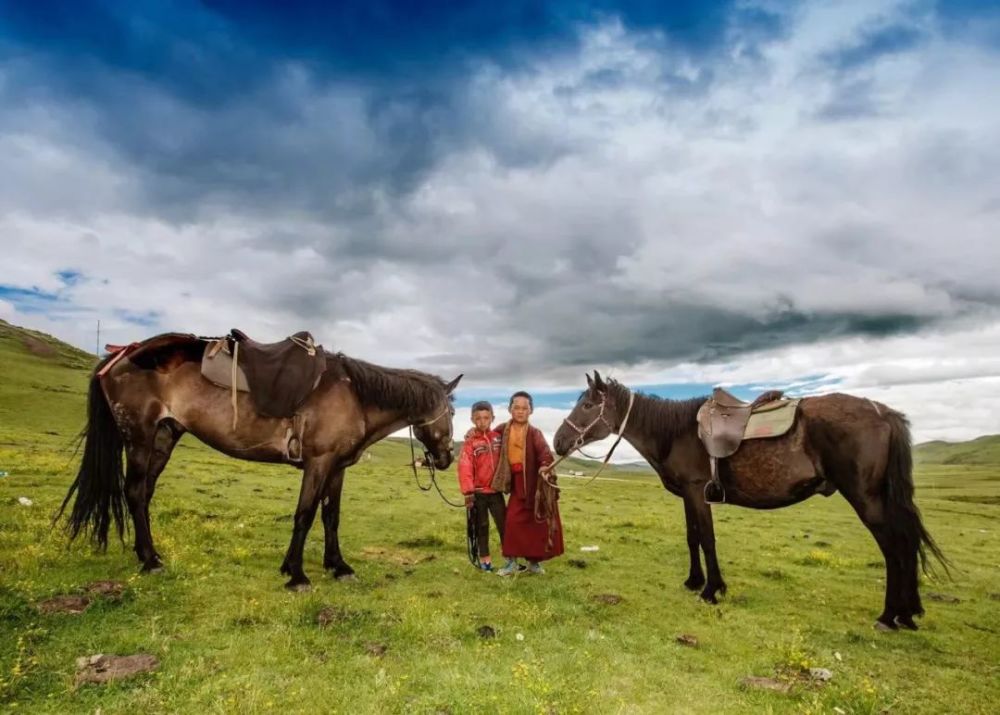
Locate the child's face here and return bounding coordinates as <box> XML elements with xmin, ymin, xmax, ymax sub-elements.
<box><xmin>509</xmin><ymin>396</ymin><xmax>532</xmax><ymax>424</ymax></box>
<box><xmin>472</xmin><ymin>409</ymin><xmax>493</xmax><ymax>432</ymax></box>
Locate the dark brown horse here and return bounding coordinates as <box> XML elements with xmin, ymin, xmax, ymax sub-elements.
<box><xmin>59</xmin><ymin>333</ymin><xmax>460</xmax><ymax>590</ymax></box>
<box><xmin>553</xmin><ymin>372</ymin><xmax>946</xmax><ymax>630</ymax></box>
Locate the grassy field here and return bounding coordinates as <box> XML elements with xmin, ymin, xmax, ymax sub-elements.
<box><xmin>1</xmin><ymin>319</ymin><xmax>998</xmax><ymax>714</ymax></box>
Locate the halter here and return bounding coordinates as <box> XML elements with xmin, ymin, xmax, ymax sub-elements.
<box><xmin>408</xmin><ymin>401</ymin><xmax>464</xmax><ymax>508</ymax></box>
<box><xmin>545</xmin><ymin>388</ymin><xmax>636</xmax><ymax>489</ymax></box>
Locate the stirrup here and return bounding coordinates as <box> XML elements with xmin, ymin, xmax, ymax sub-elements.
<box><xmin>704</xmin><ymin>480</ymin><xmax>726</xmax><ymax>505</ymax></box>
<box><xmin>705</xmin><ymin>456</ymin><xmax>726</xmax><ymax>504</ymax></box>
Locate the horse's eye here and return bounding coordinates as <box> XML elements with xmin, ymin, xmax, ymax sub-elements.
<box><xmin>583</xmin><ymin>402</ymin><xmax>593</xmax><ymax>409</ymax></box>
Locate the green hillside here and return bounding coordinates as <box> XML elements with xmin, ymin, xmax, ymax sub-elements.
<box><xmin>914</xmin><ymin>435</ymin><xmax>1000</xmax><ymax>466</ymax></box>
<box><xmin>0</xmin><ymin>319</ymin><xmax>95</xmax><ymax>439</ymax></box>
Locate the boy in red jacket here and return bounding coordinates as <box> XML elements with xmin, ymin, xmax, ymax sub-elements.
<box><xmin>457</xmin><ymin>400</ymin><xmax>505</xmax><ymax>571</ymax></box>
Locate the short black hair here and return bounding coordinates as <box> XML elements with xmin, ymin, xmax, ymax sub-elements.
<box><xmin>509</xmin><ymin>391</ymin><xmax>533</xmax><ymax>410</ymax></box>
<box><xmin>471</xmin><ymin>400</ymin><xmax>493</xmax><ymax>415</ymax></box>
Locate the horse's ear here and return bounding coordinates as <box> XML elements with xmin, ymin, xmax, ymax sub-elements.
<box><xmin>445</xmin><ymin>374</ymin><xmax>463</xmax><ymax>394</ymax></box>
<box><xmin>593</xmin><ymin>370</ymin><xmax>605</xmax><ymax>391</ymax></box>
<box><xmin>586</xmin><ymin>372</ymin><xmax>594</xmax><ymax>389</ymax></box>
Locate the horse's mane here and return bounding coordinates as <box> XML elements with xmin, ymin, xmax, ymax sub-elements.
<box><xmin>606</xmin><ymin>379</ymin><xmax>705</xmax><ymax>439</ymax></box>
<box><xmin>338</xmin><ymin>355</ymin><xmax>451</xmax><ymax>415</ymax></box>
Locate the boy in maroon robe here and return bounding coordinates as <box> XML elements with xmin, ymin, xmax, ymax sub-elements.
<box><xmin>492</xmin><ymin>391</ymin><xmax>564</xmax><ymax>575</ymax></box>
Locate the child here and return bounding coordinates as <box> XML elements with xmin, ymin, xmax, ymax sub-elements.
<box><xmin>492</xmin><ymin>391</ymin><xmax>563</xmax><ymax>576</ymax></box>
<box><xmin>457</xmin><ymin>401</ymin><xmax>505</xmax><ymax>571</ymax></box>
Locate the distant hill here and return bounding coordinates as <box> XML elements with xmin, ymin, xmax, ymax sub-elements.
<box><xmin>914</xmin><ymin>434</ymin><xmax>1000</xmax><ymax>466</ymax></box>
<box><xmin>0</xmin><ymin>318</ymin><xmax>95</xmax><ymax>436</ymax></box>
<box><xmin>0</xmin><ymin>318</ymin><xmax>95</xmax><ymax>370</ymax></box>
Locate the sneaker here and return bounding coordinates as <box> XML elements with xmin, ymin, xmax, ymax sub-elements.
<box><xmin>479</xmin><ymin>561</ymin><xmax>494</xmax><ymax>572</ymax></box>
<box><xmin>526</xmin><ymin>561</ymin><xmax>545</xmax><ymax>575</ymax></box>
<box><xmin>496</xmin><ymin>559</ymin><xmax>520</xmax><ymax>576</ymax></box>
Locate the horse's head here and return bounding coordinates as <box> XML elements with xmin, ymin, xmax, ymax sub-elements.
<box><xmin>554</xmin><ymin>371</ymin><xmax>620</xmax><ymax>456</ymax></box>
<box><xmin>412</xmin><ymin>374</ymin><xmax>462</xmax><ymax>470</ymax></box>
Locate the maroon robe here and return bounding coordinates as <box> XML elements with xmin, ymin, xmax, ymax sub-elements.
<box><xmin>495</xmin><ymin>422</ymin><xmax>565</xmax><ymax>562</ymax></box>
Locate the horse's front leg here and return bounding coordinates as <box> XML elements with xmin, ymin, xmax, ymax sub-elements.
<box><xmin>280</xmin><ymin>455</ymin><xmax>334</xmax><ymax>591</ymax></box>
<box><xmin>682</xmin><ymin>496</ymin><xmax>705</xmax><ymax>591</ymax></box>
<box><xmin>321</xmin><ymin>467</ymin><xmax>354</xmax><ymax>580</ymax></box>
<box><xmin>687</xmin><ymin>484</ymin><xmax>727</xmax><ymax>603</ymax></box>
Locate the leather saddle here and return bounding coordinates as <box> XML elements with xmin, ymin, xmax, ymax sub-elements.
<box><xmin>696</xmin><ymin>388</ymin><xmax>800</xmax><ymax>503</ymax></box>
<box><xmin>200</xmin><ymin>329</ymin><xmax>327</xmax><ymax>420</ymax></box>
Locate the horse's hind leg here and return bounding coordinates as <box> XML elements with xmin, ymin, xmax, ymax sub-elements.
<box><xmin>321</xmin><ymin>468</ymin><xmax>355</xmax><ymax>579</ymax></box>
<box><xmin>867</xmin><ymin>524</ymin><xmax>903</xmax><ymax>630</ymax></box>
<box><xmin>840</xmin><ymin>489</ymin><xmax>903</xmax><ymax>629</ymax></box>
<box><xmin>889</xmin><ymin>524</ymin><xmax>923</xmax><ymax>630</ymax></box>
<box><xmin>125</xmin><ymin>418</ymin><xmax>181</xmax><ymax>572</ymax></box>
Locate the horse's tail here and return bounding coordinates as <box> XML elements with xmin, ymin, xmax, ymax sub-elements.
<box><xmin>883</xmin><ymin>408</ymin><xmax>949</xmax><ymax>576</ymax></box>
<box><xmin>56</xmin><ymin>360</ymin><xmax>127</xmax><ymax>550</ymax></box>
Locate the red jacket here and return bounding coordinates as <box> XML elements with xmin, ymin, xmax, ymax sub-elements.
<box><xmin>458</xmin><ymin>427</ymin><xmax>502</xmax><ymax>494</ymax></box>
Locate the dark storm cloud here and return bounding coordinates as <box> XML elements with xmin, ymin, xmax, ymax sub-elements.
<box><xmin>491</xmin><ymin>280</ymin><xmax>948</xmax><ymax>376</ymax></box>
<box><xmin>0</xmin><ymin>1</ymin><xmax>747</xmax><ymax>223</ymax></box>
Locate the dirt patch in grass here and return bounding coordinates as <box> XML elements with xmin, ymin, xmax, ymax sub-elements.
<box><xmin>740</xmin><ymin>676</ymin><xmax>790</xmax><ymax>693</ymax></box>
<box><xmin>361</xmin><ymin>546</ymin><xmax>436</xmax><ymax>566</ymax></box>
<box><xmin>397</xmin><ymin>535</ymin><xmax>445</xmax><ymax>548</ymax></box>
<box><xmin>85</xmin><ymin>580</ymin><xmax>125</xmax><ymax>600</ymax></box>
<box><xmin>315</xmin><ymin>605</ymin><xmax>380</xmax><ymax>628</ymax></box>
<box><xmin>592</xmin><ymin>593</ymin><xmax>623</xmax><ymax>605</ymax></box>
<box><xmin>75</xmin><ymin>654</ymin><xmax>159</xmax><ymax>686</ymax></box>
<box><xmin>927</xmin><ymin>592</ymin><xmax>960</xmax><ymax>604</ymax></box>
<box><xmin>38</xmin><ymin>595</ymin><xmax>91</xmax><ymax>615</ymax></box>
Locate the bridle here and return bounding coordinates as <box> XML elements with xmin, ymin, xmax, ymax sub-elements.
<box><xmin>408</xmin><ymin>401</ymin><xmax>464</xmax><ymax>508</ymax></box>
<box><xmin>545</xmin><ymin>388</ymin><xmax>635</xmax><ymax>489</ymax></box>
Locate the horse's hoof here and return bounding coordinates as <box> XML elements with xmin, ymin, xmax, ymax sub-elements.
<box><xmin>874</xmin><ymin>619</ymin><xmax>897</xmax><ymax>632</ymax></box>
<box><xmin>140</xmin><ymin>562</ymin><xmax>164</xmax><ymax>574</ymax></box>
<box><xmin>895</xmin><ymin>615</ymin><xmax>919</xmax><ymax>631</ymax></box>
<box><xmin>683</xmin><ymin>577</ymin><xmax>705</xmax><ymax>592</ymax></box>
<box><xmin>335</xmin><ymin>572</ymin><xmax>357</xmax><ymax>582</ymax></box>
<box><xmin>285</xmin><ymin>580</ymin><xmax>312</xmax><ymax>592</ymax></box>
<box><xmin>699</xmin><ymin>591</ymin><xmax>719</xmax><ymax>605</ymax></box>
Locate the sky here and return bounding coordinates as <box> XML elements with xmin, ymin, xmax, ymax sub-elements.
<box><xmin>1</xmin><ymin>0</ymin><xmax>998</xmax><ymax>460</ymax></box>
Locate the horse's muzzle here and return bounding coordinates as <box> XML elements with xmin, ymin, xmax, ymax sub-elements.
<box><xmin>434</xmin><ymin>451</ymin><xmax>453</xmax><ymax>470</ymax></box>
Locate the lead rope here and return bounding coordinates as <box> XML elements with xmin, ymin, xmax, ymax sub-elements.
<box><xmin>408</xmin><ymin>424</ymin><xmax>466</xmax><ymax>508</ymax></box>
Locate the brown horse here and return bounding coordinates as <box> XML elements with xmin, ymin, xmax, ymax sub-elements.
<box><xmin>553</xmin><ymin>372</ymin><xmax>946</xmax><ymax>630</ymax></box>
<box><xmin>58</xmin><ymin>333</ymin><xmax>461</xmax><ymax>590</ymax></box>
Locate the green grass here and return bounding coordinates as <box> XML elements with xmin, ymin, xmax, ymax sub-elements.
<box><xmin>1</xmin><ymin>320</ymin><xmax>998</xmax><ymax>714</ymax></box>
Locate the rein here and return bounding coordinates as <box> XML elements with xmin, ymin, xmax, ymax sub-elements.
<box><xmin>543</xmin><ymin>389</ymin><xmax>635</xmax><ymax>490</ymax></box>
<box><xmin>407</xmin><ymin>403</ymin><xmax>465</xmax><ymax>509</ymax></box>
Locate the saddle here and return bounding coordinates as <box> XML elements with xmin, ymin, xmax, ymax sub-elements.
<box><xmin>200</xmin><ymin>329</ymin><xmax>327</xmax><ymax>421</ymax></box>
<box><xmin>696</xmin><ymin>388</ymin><xmax>800</xmax><ymax>503</ymax></box>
